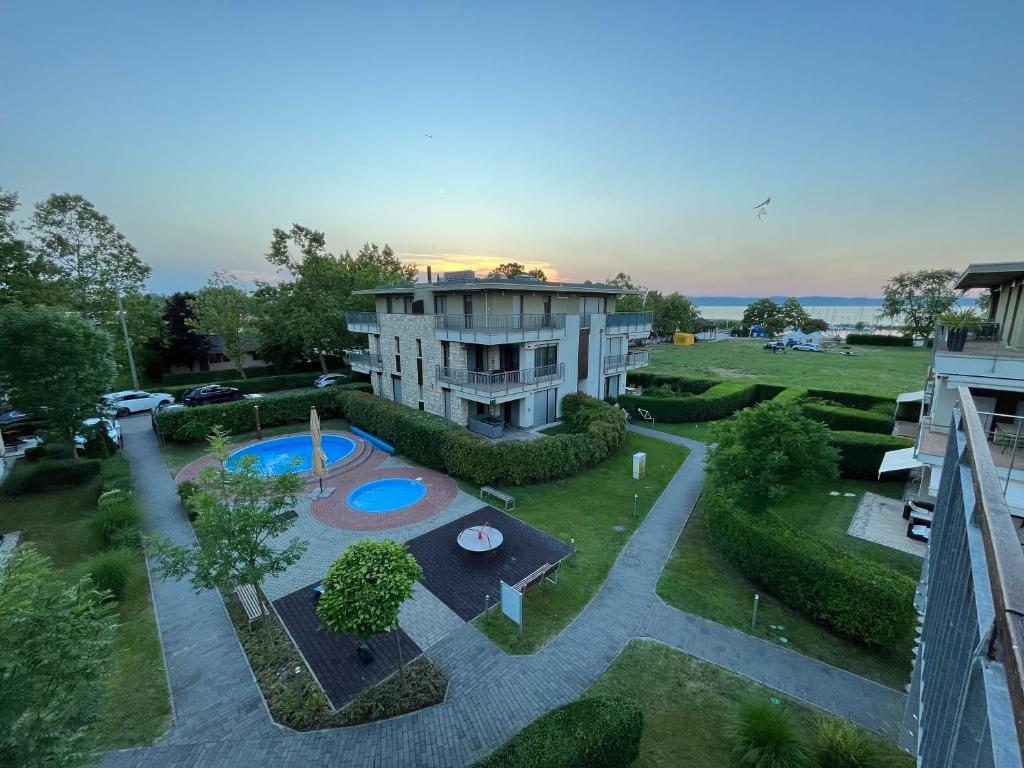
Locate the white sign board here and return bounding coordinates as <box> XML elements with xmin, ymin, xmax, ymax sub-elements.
<box><xmin>633</xmin><ymin>452</ymin><xmax>646</xmax><ymax>480</ymax></box>
<box><xmin>500</xmin><ymin>580</ymin><xmax>522</xmax><ymax>626</ymax></box>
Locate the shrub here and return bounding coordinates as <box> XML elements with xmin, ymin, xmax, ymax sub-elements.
<box><xmin>159</xmin><ymin>366</ymin><xmax>276</xmax><ymax>385</ymax></box>
<box><xmin>619</xmin><ymin>381</ymin><xmax>772</xmax><ymax>422</ymax></box>
<box><xmin>894</xmin><ymin>400</ymin><xmax>921</xmax><ymax>423</ymax></box>
<box><xmin>729</xmin><ymin>699</ymin><xmax>809</xmax><ymax>768</ymax></box>
<box><xmin>771</xmin><ymin>387</ymin><xmax>809</xmax><ymax>405</ymax></box>
<box><xmin>844</xmin><ymin>334</ymin><xmax>912</xmax><ymax>346</ymax></box>
<box><xmin>829</xmin><ymin>431</ymin><xmax>914</xmax><ymax>479</ymax></box>
<box><xmin>23</xmin><ymin>445</ymin><xmax>47</xmax><ymax>462</ymax></box>
<box><xmin>0</xmin><ymin>458</ymin><xmax>101</xmax><ymax>496</ymax></box>
<box><xmin>626</xmin><ymin>371</ymin><xmax>720</xmax><ymax>394</ymax></box>
<box><xmin>90</xmin><ymin>498</ymin><xmax>143</xmax><ymax>549</ymax></box>
<box><xmin>805</xmin><ymin>389</ymin><xmax>896</xmax><ymax>412</ymax></box>
<box><xmin>176</xmin><ymin>479</ymin><xmax>202</xmax><ymax>520</ymax></box>
<box><xmin>472</xmin><ymin>695</ymin><xmax>643</xmax><ymax>768</ymax></box>
<box><xmin>162</xmin><ymin>370</ymin><xmax>351</xmax><ymax>401</ymax></box>
<box><xmin>82</xmin><ymin>549</ymin><xmax>133</xmax><ymax>601</ymax></box>
<box><xmin>99</xmin><ymin>453</ymin><xmax>134</xmax><ymax>494</ymax></box>
<box><xmin>801</xmin><ymin>400</ymin><xmax>893</xmax><ymax>435</ymax></box>
<box><xmin>814</xmin><ymin>716</ymin><xmax>882</xmax><ymax>768</ymax></box>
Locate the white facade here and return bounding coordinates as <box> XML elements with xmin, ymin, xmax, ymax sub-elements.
<box><xmin>346</xmin><ymin>277</ymin><xmax>652</xmax><ymax>432</ymax></box>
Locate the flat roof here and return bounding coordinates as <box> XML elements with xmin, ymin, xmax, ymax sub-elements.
<box><xmin>354</xmin><ymin>277</ymin><xmax>639</xmax><ymax>296</ymax></box>
<box><xmin>955</xmin><ymin>261</ymin><xmax>1024</xmax><ymax>289</ymax></box>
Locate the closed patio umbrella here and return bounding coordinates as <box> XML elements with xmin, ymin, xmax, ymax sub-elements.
<box><xmin>310</xmin><ymin>406</ymin><xmax>328</xmax><ymax>494</ymax></box>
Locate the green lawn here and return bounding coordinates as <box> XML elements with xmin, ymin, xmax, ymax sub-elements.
<box><xmin>657</xmin><ymin>480</ymin><xmax>918</xmax><ymax>689</ymax></box>
<box><xmin>0</xmin><ymin>467</ymin><xmax>171</xmax><ymax>750</ymax></box>
<box><xmin>160</xmin><ymin>416</ymin><xmax>350</xmax><ymax>476</ymax></box>
<box><xmin>472</xmin><ymin>433</ymin><xmax>688</xmax><ymax>653</ymax></box>
<box><xmin>588</xmin><ymin>640</ymin><xmax>912</xmax><ymax>767</ymax></box>
<box><xmin>649</xmin><ymin>420</ymin><xmax>721</xmax><ymax>443</ymax></box>
<box><xmin>647</xmin><ymin>338</ymin><xmax>930</xmax><ymax>396</ymax></box>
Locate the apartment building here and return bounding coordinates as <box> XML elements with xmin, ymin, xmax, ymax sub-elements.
<box><xmin>345</xmin><ymin>272</ymin><xmax>651</xmax><ymax>435</ymax></box>
<box><xmin>895</xmin><ymin>262</ymin><xmax>1024</xmax><ymax>518</ymax></box>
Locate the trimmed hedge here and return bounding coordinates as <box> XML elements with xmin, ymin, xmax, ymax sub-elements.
<box><xmin>770</xmin><ymin>387</ymin><xmax>809</xmax><ymax>405</ymax></box>
<box><xmin>801</xmin><ymin>401</ymin><xmax>893</xmax><ymax>435</ymax></box>
<box><xmin>472</xmin><ymin>695</ymin><xmax>643</xmax><ymax>768</ymax></box>
<box><xmin>155</xmin><ymin>384</ymin><xmax>371</xmax><ymax>442</ymax></box>
<box><xmin>845</xmin><ymin>334</ymin><xmax>913</xmax><ymax>346</ymax></box>
<box><xmin>625</xmin><ymin>371</ymin><xmax>719</xmax><ymax>394</ymax></box>
<box><xmin>0</xmin><ymin>458</ymin><xmax>102</xmax><ymax>496</ymax></box>
<box><xmin>704</xmin><ymin>484</ymin><xmax>916</xmax><ymax>648</ymax></box>
<box><xmin>159</xmin><ymin>366</ymin><xmax>275</xmax><ymax>385</ymax></box>
<box><xmin>830</xmin><ymin>430</ymin><xmax>914</xmax><ymax>479</ymax></box>
<box><xmin>806</xmin><ymin>389</ymin><xmax>895</xmax><ymax>412</ymax></box>
<box><xmin>618</xmin><ymin>381</ymin><xmax>781</xmax><ymax>422</ymax></box>
<box><xmin>163</xmin><ymin>370</ymin><xmax>351</xmax><ymax>402</ymax></box>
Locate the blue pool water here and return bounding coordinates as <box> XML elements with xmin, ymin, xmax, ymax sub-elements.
<box><xmin>347</xmin><ymin>478</ymin><xmax>428</xmax><ymax>513</ymax></box>
<box><xmin>227</xmin><ymin>434</ymin><xmax>355</xmax><ymax>475</ymax></box>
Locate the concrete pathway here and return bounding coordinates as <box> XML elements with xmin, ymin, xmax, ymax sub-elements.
<box><xmin>104</xmin><ymin>418</ymin><xmax>906</xmax><ymax>767</ymax></box>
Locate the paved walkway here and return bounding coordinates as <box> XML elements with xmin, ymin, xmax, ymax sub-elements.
<box><xmin>104</xmin><ymin>418</ymin><xmax>906</xmax><ymax>767</ymax></box>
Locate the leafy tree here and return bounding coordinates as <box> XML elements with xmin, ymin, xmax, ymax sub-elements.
<box><xmin>0</xmin><ymin>546</ymin><xmax>117</xmax><ymax>768</ymax></box>
<box><xmin>654</xmin><ymin>293</ymin><xmax>699</xmax><ymax>336</ymax></box>
<box><xmin>148</xmin><ymin>428</ymin><xmax>307</xmax><ymax>636</ymax></box>
<box><xmin>30</xmin><ymin>194</ymin><xmax>150</xmax><ymax>321</ymax></box>
<box><xmin>606</xmin><ymin>272</ymin><xmax>645</xmax><ymax>313</ymax></box>
<box><xmin>879</xmin><ymin>268</ymin><xmax>962</xmax><ymax>340</ymax></box>
<box><xmin>116</xmin><ymin>292</ymin><xmax>166</xmax><ymax>381</ymax></box>
<box><xmin>317</xmin><ymin>539</ymin><xmax>422</xmax><ymax>683</ymax></box>
<box><xmin>709</xmin><ymin>400</ymin><xmax>839</xmax><ymax>513</ymax></box>
<box><xmin>151</xmin><ymin>292</ymin><xmax>210</xmax><ymax>373</ymax></box>
<box><xmin>975</xmin><ymin>291</ymin><xmax>991</xmax><ymax>316</ymax></box>
<box><xmin>187</xmin><ymin>275</ymin><xmax>257</xmax><ymax>378</ymax></box>
<box><xmin>0</xmin><ymin>305</ymin><xmax>115</xmax><ymax>446</ymax></box>
<box><xmin>0</xmin><ymin>187</ymin><xmax>66</xmax><ymax>308</ymax></box>
<box><xmin>800</xmin><ymin>318</ymin><xmax>829</xmax><ymax>334</ymax></box>
<box><xmin>741</xmin><ymin>298</ymin><xmax>786</xmax><ymax>335</ymax></box>
<box><xmin>778</xmin><ymin>297</ymin><xmax>811</xmax><ymax>331</ymax></box>
<box><xmin>487</xmin><ymin>262</ymin><xmax>546</xmax><ymax>281</ymax></box>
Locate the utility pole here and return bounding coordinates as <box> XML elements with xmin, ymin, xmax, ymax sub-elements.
<box><xmin>116</xmin><ymin>291</ymin><xmax>140</xmax><ymax>389</ymax></box>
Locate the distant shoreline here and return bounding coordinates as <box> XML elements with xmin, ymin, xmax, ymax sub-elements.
<box><xmin>690</xmin><ymin>295</ymin><xmax>977</xmax><ymax>307</ymax></box>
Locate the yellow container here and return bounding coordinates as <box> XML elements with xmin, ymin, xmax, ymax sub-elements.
<box><xmin>673</xmin><ymin>332</ymin><xmax>695</xmax><ymax>346</ymax></box>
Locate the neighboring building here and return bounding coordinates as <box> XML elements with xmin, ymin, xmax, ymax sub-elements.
<box><xmin>901</xmin><ymin>386</ymin><xmax>1024</xmax><ymax>766</ymax></box>
<box><xmin>892</xmin><ymin>261</ymin><xmax>1024</xmax><ymax>517</ymax></box>
<box><xmin>779</xmin><ymin>329</ymin><xmax>824</xmax><ymax>346</ymax></box>
<box><xmin>345</xmin><ymin>272</ymin><xmax>651</xmax><ymax>434</ymax></box>
<box><xmin>167</xmin><ymin>335</ymin><xmax>266</xmax><ymax>376</ymax></box>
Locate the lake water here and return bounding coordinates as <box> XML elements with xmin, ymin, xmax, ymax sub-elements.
<box><xmin>696</xmin><ymin>305</ymin><xmax>890</xmax><ymax>325</ymax></box>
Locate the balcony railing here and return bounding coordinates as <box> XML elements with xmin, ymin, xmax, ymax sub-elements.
<box><xmin>433</xmin><ymin>313</ymin><xmax>566</xmax><ymax>342</ymax></box>
<box><xmin>604</xmin><ymin>351</ymin><xmax>650</xmax><ymax>371</ymax></box>
<box><xmin>906</xmin><ymin>386</ymin><xmax>1024</xmax><ymax>765</ymax></box>
<box><xmin>347</xmin><ymin>351</ymin><xmax>382</xmax><ymax>370</ymax></box>
<box><xmin>606</xmin><ymin>312</ymin><xmax>653</xmax><ymax>331</ymax></box>
<box><xmin>436</xmin><ymin>363</ymin><xmax>564</xmax><ymax>396</ymax></box>
<box><xmin>346</xmin><ymin>311</ymin><xmax>380</xmax><ymax>331</ymax></box>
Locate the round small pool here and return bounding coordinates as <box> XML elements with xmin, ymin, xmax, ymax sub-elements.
<box><xmin>227</xmin><ymin>434</ymin><xmax>356</xmax><ymax>475</ymax></box>
<box><xmin>347</xmin><ymin>478</ymin><xmax>428</xmax><ymax>513</ymax></box>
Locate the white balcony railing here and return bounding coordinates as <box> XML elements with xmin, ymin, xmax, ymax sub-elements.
<box><xmin>347</xmin><ymin>351</ymin><xmax>382</xmax><ymax>371</ymax></box>
<box><xmin>604</xmin><ymin>351</ymin><xmax>650</xmax><ymax>372</ymax></box>
<box><xmin>433</xmin><ymin>314</ymin><xmax>566</xmax><ymax>342</ymax></box>
<box><xmin>436</xmin><ymin>363</ymin><xmax>564</xmax><ymax>396</ymax></box>
<box><xmin>605</xmin><ymin>312</ymin><xmax>653</xmax><ymax>332</ymax></box>
<box><xmin>346</xmin><ymin>311</ymin><xmax>380</xmax><ymax>331</ymax></box>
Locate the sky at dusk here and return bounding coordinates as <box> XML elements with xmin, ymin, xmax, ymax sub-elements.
<box><xmin>2</xmin><ymin>2</ymin><xmax>1021</xmax><ymax>297</ymax></box>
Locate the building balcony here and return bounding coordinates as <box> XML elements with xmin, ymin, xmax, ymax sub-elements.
<box><xmin>346</xmin><ymin>311</ymin><xmax>380</xmax><ymax>333</ymax></box>
<box><xmin>433</xmin><ymin>314</ymin><xmax>566</xmax><ymax>343</ymax></box>
<box><xmin>347</xmin><ymin>350</ymin><xmax>382</xmax><ymax>372</ymax></box>
<box><xmin>605</xmin><ymin>312</ymin><xmax>653</xmax><ymax>337</ymax></box>
<box><xmin>436</xmin><ymin>363</ymin><xmax>564</xmax><ymax>401</ymax></box>
<box><xmin>932</xmin><ymin>321</ymin><xmax>1024</xmax><ymax>381</ymax></box>
<box><xmin>604</xmin><ymin>350</ymin><xmax>650</xmax><ymax>372</ymax></box>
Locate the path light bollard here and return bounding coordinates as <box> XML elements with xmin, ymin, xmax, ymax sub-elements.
<box><xmin>570</xmin><ymin>538</ymin><xmax>576</xmax><ymax>566</ymax></box>
<box><xmin>484</xmin><ymin>593</ymin><xmax>490</xmax><ymax>620</ymax></box>
<box><xmin>751</xmin><ymin>593</ymin><xmax>760</xmax><ymax>629</ymax></box>
<box><xmin>254</xmin><ymin>404</ymin><xmax>262</xmax><ymax>440</ymax></box>
<box><xmin>293</xmin><ymin>665</ymin><xmax>303</xmax><ymax>700</ymax></box>
<box><xmin>633</xmin><ymin>493</ymin><xmax>638</xmax><ymax>519</ymax></box>
<box><xmin>661</xmin><ymin>463</ymin><xmax>665</xmax><ymax>483</ymax></box>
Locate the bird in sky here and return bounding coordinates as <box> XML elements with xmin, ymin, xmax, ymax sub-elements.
<box><xmin>424</xmin><ymin>133</ymin><xmax>434</xmax><ymax>139</ymax></box>
<box><xmin>754</xmin><ymin>196</ymin><xmax>771</xmax><ymax>220</ymax></box>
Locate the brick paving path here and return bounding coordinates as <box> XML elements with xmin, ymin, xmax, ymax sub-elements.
<box><xmin>103</xmin><ymin>419</ymin><xmax>906</xmax><ymax>767</ymax></box>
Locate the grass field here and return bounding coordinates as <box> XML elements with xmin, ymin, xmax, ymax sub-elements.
<box><xmin>649</xmin><ymin>420</ymin><xmax>722</xmax><ymax>443</ymax></box>
<box><xmin>0</xmin><ymin>466</ymin><xmax>171</xmax><ymax>751</ymax></box>
<box><xmin>588</xmin><ymin>640</ymin><xmax>912</xmax><ymax>767</ymax></box>
<box><xmin>647</xmin><ymin>338</ymin><xmax>930</xmax><ymax>396</ymax></box>
<box><xmin>656</xmin><ymin>479</ymin><xmax>918</xmax><ymax>689</ymax></box>
<box><xmin>472</xmin><ymin>433</ymin><xmax>688</xmax><ymax>653</ymax></box>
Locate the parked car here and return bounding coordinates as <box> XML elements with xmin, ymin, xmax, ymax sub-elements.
<box><xmin>151</xmin><ymin>401</ymin><xmax>185</xmax><ymax>431</ymax></box>
<box><xmin>75</xmin><ymin>417</ymin><xmax>122</xmax><ymax>454</ymax></box>
<box><xmin>791</xmin><ymin>343</ymin><xmax>825</xmax><ymax>352</ymax></box>
<box><xmin>100</xmin><ymin>390</ymin><xmax>175</xmax><ymax>416</ymax></box>
<box><xmin>182</xmin><ymin>385</ymin><xmax>244</xmax><ymax>407</ymax></box>
<box><xmin>762</xmin><ymin>341</ymin><xmax>786</xmax><ymax>352</ymax></box>
<box><xmin>314</xmin><ymin>373</ymin><xmax>347</xmax><ymax>388</ymax></box>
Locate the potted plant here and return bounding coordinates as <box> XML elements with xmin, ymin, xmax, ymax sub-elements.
<box><xmin>940</xmin><ymin>308</ymin><xmax>979</xmax><ymax>352</ymax></box>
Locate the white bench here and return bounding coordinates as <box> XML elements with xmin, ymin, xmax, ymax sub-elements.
<box><xmin>480</xmin><ymin>485</ymin><xmax>516</xmax><ymax>511</ymax></box>
<box><xmin>235</xmin><ymin>584</ymin><xmax>269</xmax><ymax>626</ymax></box>
<box><xmin>513</xmin><ymin>562</ymin><xmax>560</xmax><ymax>593</ymax></box>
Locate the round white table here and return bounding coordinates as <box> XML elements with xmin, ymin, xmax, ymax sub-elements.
<box><xmin>457</xmin><ymin>525</ymin><xmax>503</xmax><ymax>552</ymax></box>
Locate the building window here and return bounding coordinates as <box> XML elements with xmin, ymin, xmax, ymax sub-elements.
<box><xmin>416</xmin><ymin>338</ymin><xmax>422</xmax><ymax>357</ymax></box>
<box><xmin>418</xmin><ymin>401</ymin><xmax>425</xmax><ymax>411</ymax></box>
<box><xmin>434</xmin><ymin>295</ymin><xmax>447</xmax><ymax>315</ymax></box>
<box><xmin>416</xmin><ymin>358</ymin><xmax>423</xmax><ymax>386</ymax></box>
<box><xmin>375</xmin><ymin>372</ymin><xmax>382</xmax><ymax>393</ymax></box>
<box><xmin>403</xmin><ymin>296</ymin><xmax>414</xmax><ymax>314</ymax></box>
<box><xmin>442</xmin><ymin>341</ymin><xmax>450</xmax><ymax>367</ymax></box>
<box><xmin>395</xmin><ymin>336</ymin><xmax>401</xmax><ymax>372</ymax></box>
<box><xmin>536</xmin><ymin>344</ymin><xmax>557</xmax><ymax>375</ymax></box>
<box><xmin>386</xmin><ymin>296</ymin><xmax>393</xmax><ymax>314</ymax></box>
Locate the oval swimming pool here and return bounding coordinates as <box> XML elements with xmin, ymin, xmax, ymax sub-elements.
<box><xmin>227</xmin><ymin>434</ymin><xmax>356</xmax><ymax>475</ymax></box>
<box><xmin>347</xmin><ymin>478</ymin><xmax>428</xmax><ymax>513</ymax></box>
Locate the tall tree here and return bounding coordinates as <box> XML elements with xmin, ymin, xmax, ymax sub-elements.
<box><xmin>30</xmin><ymin>194</ymin><xmax>150</xmax><ymax>321</ymax></box>
<box><xmin>880</xmin><ymin>269</ymin><xmax>962</xmax><ymax>340</ymax></box>
<box><xmin>187</xmin><ymin>275</ymin><xmax>257</xmax><ymax>378</ymax></box>
<box><xmin>487</xmin><ymin>262</ymin><xmax>547</xmax><ymax>281</ymax></box>
<box><xmin>778</xmin><ymin>297</ymin><xmax>811</xmax><ymax>331</ymax></box>
<box><xmin>116</xmin><ymin>292</ymin><xmax>166</xmax><ymax>382</ymax></box>
<box><xmin>0</xmin><ymin>546</ymin><xmax>117</xmax><ymax>768</ymax></box>
<box><xmin>0</xmin><ymin>187</ymin><xmax>66</xmax><ymax>308</ymax></box>
<box><xmin>742</xmin><ymin>298</ymin><xmax>786</xmax><ymax>335</ymax></box>
<box><xmin>606</xmin><ymin>272</ymin><xmax>645</xmax><ymax>313</ymax></box>
<box><xmin>655</xmin><ymin>293</ymin><xmax>699</xmax><ymax>335</ymax></box>
<box><xmin>151</xmin><ymin>292</ymin><xmax>210</xmax><ymax>373</ymax></box>
<box><xmin>0</xmin><ymin>305</ymin><xmax>115</xmax><ymax>445</ymax></box>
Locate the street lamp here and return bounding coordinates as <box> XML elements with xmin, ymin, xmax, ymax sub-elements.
<box><xmin>116</xmin><ymin>292</ymin><xmax>140</xmax><ymax>389</ymax></box>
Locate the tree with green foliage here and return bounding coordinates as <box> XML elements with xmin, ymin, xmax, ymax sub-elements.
<box><xmin>778</xmin><ymin>297</ymin><xmax>811</xmax><ymax>332</ymax></box>
<box><xmin>0</xmin><ymin>546</ymin><xmax>118</xmax><ymax>768</ymax></box>
<box><xmin>709</xmin><ymin>400</ymin><xmax>839</xmax><ymax>513</ymax></box>
<box><xmin>741</xmin><ymin>298</ymin><xmax>786</xmax><ymax>335</ymax></box>
<box><xmin>879</xmin><ymin>268</ymin><xmax>962</xmax><ymax>340</ymax></box>
<box><xmin>151</xmin><ymin>291</ymin><xmax>210</xmax><ymax>373</ymax></box>
<box><xmin>0</xmin><ymin>188</ymin><xmax>68</xmax><ymax>308</ymax></box>
<box><xmin>487</xmin><ymin>262</ymin><xmax>547</xmax><ymax>281</ymax></box>
<box><xmin>187</xmin><ymin>275</ymin><xmax>257</xmax><ymax>378</ymax></box>
<box><xmin>317</xmin><ymin>540</ymin><xmax>422</xmax><ymax>682</ymax></box>
<box><xmin>0</xmin><ymin>305</ymin><xmax>115</xmax><ymax>446</ymax></box>
<box><xmin>606</xmin><ymin>272</ymin><xmax>645</xmax><ymax>312</ymax></box>
<box><xmin>654</xmin><ymin>293</ymin><xmax>699</xmax><ymax>336</ymax></box>
<box><xmin>799</xmin><ymin>318</ymin><xmax>829</xmax><ymax>334</ymax></box>
<box><xmin>30</xmin><ymin>194</ymin><xmax>150</xmax><ymax>321</ymax></box>
<box><xmin>148</xmin><ymin>427</ymin><xmax>307</xmax><ymax>633</ymax></box>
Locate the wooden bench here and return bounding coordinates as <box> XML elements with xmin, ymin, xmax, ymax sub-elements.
<box><xmin>480</xmin><ymin>485</ymin><xmax>516</xmax><ymax>511</ymax></box>
<box><xmin>235</xmin><ymin>584</ymin><xmax>269</xmax><ymax>626</ymax></box>
<box><xmin>513</xmin><ymin>562</ymin><xmax>560</xmax><ymax>593</ymax></box>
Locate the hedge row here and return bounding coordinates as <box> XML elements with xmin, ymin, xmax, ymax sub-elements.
<box><xmin>162</xmin><ymin>370</ymin><xmax>352</xmax><ymax>401</ymax></box>
<box><xmin>805</xmin><ymin>388</ymin><xmax>895</xmax><ymax>412</ymax></box>
<box><xmin>160</xmin><ymin>366</ymin><xmax>275</xmax><ymax>385</ymax></box>
<box><xmin>0</xmin><ymin>458</ymin><xmax>102</xmax><ymax>496</ymax></box>
<box><xmin>801</xmin><ymin>401</ymin><xmax>893</xmax><ymax>435</ymax></box>
<box><xmin>830</xmin><ymin>430</ymin><xmax>914</xmax><ymax>479</ymax></box>
<box><xmin>341</xmin><ymin>390</ymin><xmax>626</xmax><ymax>485</ymax></box>
<box><xmin>845</xmin><ymin>334</ymin><xmax>913</xmax><ymax>346</ymax></box>
<box><xmin>618</xmin><ymin>381</ymin><xmax>782</xmax><ymax>422</ymax></box>
<box><xmin>625</xmin><ymin>371</ymin><xmax>719</xmax><ymax>395</ymax></box>
<box><xmin>155</xmin><ymin>384</ymin><xmax>371</xmax><ymax>442</ymax></box>
<box><xmin>704</xmin><ymin>484</ymin><xmax>916</xmax><ymax>648</ymax></box>
<box><xmin>770</xmin><ymin>387</ymin><xmax>809</xmax><ymax>405</ymax></box>
<box><xmin>472</xmin><ymin>695</ymin><xmax>643</xmax><ymax>768</ymax></box>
